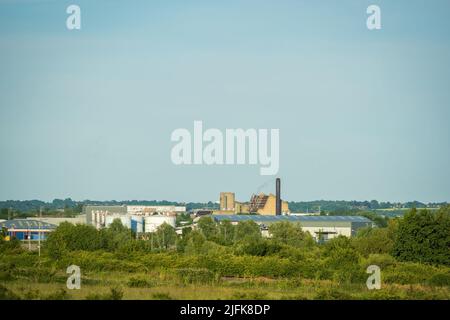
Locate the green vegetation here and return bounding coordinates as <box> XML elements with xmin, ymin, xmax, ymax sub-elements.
<box><xmin>1</xmin><ymin>207</ymin><xmax>449</xmax><ymax>300</ymax></box>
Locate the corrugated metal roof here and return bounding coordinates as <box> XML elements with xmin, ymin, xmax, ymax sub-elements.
<box><xmin>212</xmin><ymin>215</ymin><xmax>371</xmax><ymax>223</ymax></box>
<box><xmin>0</xmin><ymin>219</ymin><xmax>57</xmax><ymax>230</ymax></box>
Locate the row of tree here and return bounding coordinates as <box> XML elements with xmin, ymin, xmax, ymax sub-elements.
<box><xmin>40</xmin><ymin>206</ymin><xmax>450</xmax><ymax>267</ymax></box>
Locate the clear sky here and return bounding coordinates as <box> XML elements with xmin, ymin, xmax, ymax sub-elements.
<box><xmin>0</xmin><ymin>0</ymin><xmax>449</xmax><ymax>203</ymax></box>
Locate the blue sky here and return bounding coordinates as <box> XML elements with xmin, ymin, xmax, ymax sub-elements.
<box><xmin>0</xmin><ymin>0</ymin><xmax>449</xmax><ymax>203</ymax></box>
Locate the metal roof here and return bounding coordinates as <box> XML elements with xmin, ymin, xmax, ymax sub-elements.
<box><xmin>212</xmin><ymin>215</ymin><xmax>372</xmax><ymax>223</ymax></box>
<box><xmin>0</xmin><ymin>219</ymin><xmax>57</xmax><ymax>230</ymax></box>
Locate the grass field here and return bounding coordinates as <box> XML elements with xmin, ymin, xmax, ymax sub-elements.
<box><xmin>3</xmin><ymin>269</ymin><xmax>450</xmax><ymax>300</ymax></box>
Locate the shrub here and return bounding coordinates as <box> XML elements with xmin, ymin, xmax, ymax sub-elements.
<box><xmin>392</xmin><ymin>208</ymin><xmax>450</xmax><ymax>266</ymax></box>
<box><xmin>110</xmin><ymin>287</ymin><xmax>124</xmax><ymax>300</ymax></box>
<box><xmin>44</xmin><ymin>289</ymin><xmax>69</xmax><ymax>300</ymax></box>
<box><xmin>175</xmin><ymin>268</ymin><xmax>217</xmax><ymax>285</ymax></box>
<box><xmin>86</xmin><ymin>287</ymin><xmax>123</xmax><ymax>300</ymax></box>
<box><xmin>0</xmin><ymin>270</ymin><xmax>14</xmax><ymax>282</ymax></box>
<box><xmin>325</xmin><ymin>246</ymin><xmax>366</xmax><ymax>284</ymax></box>
<box><xmin>314</xmin><ymin>288</ymin><xmax>353</xmax><ymax>300</ymax></box>
<box><xmin>235</xmin><ymin>239</ymin><xmax>282</xmax><ymax>257</ymax></box>
<box><xmin>362</xmin><ymin>254</ymin><xmax>396</xmax><ymax>269</ymax></box>
<box><xmin>352</xmin><ymin>227</ymin><xmax>395</xmax><ymax>256</ymax></box>
<box><xmin>427</xmin><ymin>273</ymin><xmax>450</xmax><ymax>287</ymax></box>
<box><xmin>0</xmin><ymin>284</ymin><xmax>20</xmax><ymax>300</ymax></box>
<box><xmin>383</xmin><ymin>262</ymin><xmax>440</xmax><ymax>285</ymax></box>
<box><xmin>152</xmin><ymin>292</ymin><xmax>173</xmax><ymax>300</ymax></box>
<box><xmin>127</xmin><ymin>276</ymin><xmax>153</xmax><ymax>288</ymax></box>
<box><xmin>230</xmin><ymin>291</ymin><xmax>269</xmax><ymax>300</ymax></box>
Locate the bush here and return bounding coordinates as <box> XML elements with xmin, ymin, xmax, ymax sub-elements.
<box><xmin>0</xmin><ymin>267</ymin><xmax>14</xmax><ymax>282</ymax></box>
<box><xmin>43</xmin><ymin>289</ymin><xmax>69</xmax><ymax>300</ymax></box>
<box><xmin>352</xmin><ymin>227</ymin><xmax>395</xmax><ymax>256</ymax></box>
<box><xmin>427</xmin><ymin>273</ymin><xmax>450</xmax><ymax>287</ymax></box>
<box><xmin>383</xmin><ymin>262</ymin><xmax>441</xmax><ymax>285</ymax></box>
<box><xmin>176</xmin><ymin>268</ymin><xmax>217</xmax><ymax>285</ymax></box>
<box><xmin>392</xmin><ymin>208</ymin><xmax>450</xmax><ymax>266</ymax></box>
<box><xmin>110</xmin><ymin>287</ymin><xmax>124</xmax><ymax>300</ymax></box>
<box><xmin>314</xmin><ymin>288</ymin><xmax>353</xmax><ymax>300</ymax></box>
<box><xmin>86</xmin><ymin>287</ymin><xmax>123</xmax><ymax>300</ymax></box>
<box><xmin>152</xmin><ymin>292</ymin><xmax>173</xmax><ymax>300</ymax></box>
<box><xmin>127</xmin><ymin>276</ymin><xmax>153</xmax><ymax>288</ymax></box>
<box><xmin>230</xmin><ymin>291</ymin><xmax>269</xmax><ymax>300</ymax></box>
<box><xmin>0</xmin><ymin>238</ymin><xmax>22</xmax><ymax>254</ymax></box>
<box><xmin>235</xmin><ymin>239</ymin><xmax>282</xmax><ymax>257</ymax></box>
<box><xmin>0</xmin><ymin>284</ymin><xmax>20</xmax><ymax>300</ymax></box>
<box><xmin>362</xmin><ymin>254</ymin><xmax>396</xmax><ymax>269</ymax></box>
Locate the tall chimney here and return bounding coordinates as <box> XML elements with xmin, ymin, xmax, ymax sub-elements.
<box><xmin>276</xmin><ymin>178</ymin><xmax>281</xmax><ymax>215</ymax></box>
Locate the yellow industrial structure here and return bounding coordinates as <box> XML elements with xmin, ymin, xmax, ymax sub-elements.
<box><xmin>249</xmin><ymin>193</ymin><xmax>289</xmax><ymax>215</ymax></box>
<box><xmin>219</xmin><ymin>192</ymin><xmax>235</xmax><ymax>211</ymax></box>
<box><xmin>214</xmin><ymin>192</ymin><xmax>289</xmax><ymax>216</ymax></box>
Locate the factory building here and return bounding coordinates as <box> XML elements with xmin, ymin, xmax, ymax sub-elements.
<box><xmin>26</xmin><ymin>216</ymin><xmax>86</xmax><ymax>226</ymax></box>
<box><xmin>219</xmin><ymin>192</ymin><xmax>235</xmax><ymax>212</ymax></box>
<box><xmin>84</xmin><ymin>205</ymin><xmax>128</xmax><ymax>229</ymax></box>
<box><xmin>214</xmin><ymin>192</ymin><xmax>289</xmax><ymax>215</ymax></box>
<box><xmin>84</xmin><ymin>205</ymin><xmax>185</xmax><ymax>230</ymax></box>
<box><xmin>83</xmin><ymin>205</ymin><xmax>177</xmax><ymax>233</ymax></box>
<box><xmin>103</xmin><ymin>215</ymin><xmax>175</xmax><ymax>233</ymax></box>
<box><xmin>248</xmin><ymin>193</ymin><xmax>289</xmax><ymax>215</ymax></box>
<box><xmin>215</xmin><ymin>178</ymin><xmax>289</xmax><ymax>215</ymax></box>
<box><xmin>144</xmin><ymin>216</ymin><xmax>176</xmax><ymax>233</ymax></box>
<box><xmin>212</xmin><ymin>215</ymin><xmax>372</xmax><ymax>241</ymax></box>
<box><xmin>0</xmin><ymin>219</ymin><xmax>56</xmax><ymax>241</ymax></box>
<box><xmin>127</xmin><ymin>205</ymin><xmax>186</xmax><ymax>215</ymax></box>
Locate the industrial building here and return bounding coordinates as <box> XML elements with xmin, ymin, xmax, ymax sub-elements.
<box><xmin>84</xmin><ymin>204</ymin><xmax>184</xmax><ymax>230</ymax></box>
<box><xmin>248</xmin><ymin>193</ymin><xmax>289</xmax><ymax>215</ymax></box>
<box><xmin>215</xmin><ymin>178</ymin><xmax>289</xmax><ymax>215</ymax></box>
<box><xmin>0</xmin><ymin>219</ymin><xmax>57</xmax><ymax>241</ymax></box>
<box><xmin>26</xmin><ymin>215</ymin><xmax>86</xmax><ymax>226</ymax></box>
<box><xmin>103</xmin><ymin>214</ymin><xmax>176</xmax><ymax>234</ymax></box>
<box><xmin>212</xmin><ymin>215</ymin><xmax>372</xmax><ymax>241</ymax></box>
<box><xmin>219</xmin><ymin>192</ymin><xmax>235</xmax><ymax>212</ymax></box>
<box><xmin>84</xmin><ymin>205</ymin><xmax>127</xmax><ymax>228</ymax></box>
<box><xmin>83</xmin><ymin>205</ymin><xmax>177</xmax><ymax>233</ymax></box>
<box><xmin>143</xmin><ymin>215</ymin><xmax>176</xmax><ymax>233</ymax></box>
<box><xmin>127</xmin><ymin>205</ymin><xmax>186</xmax><ymax>215</ymax></box>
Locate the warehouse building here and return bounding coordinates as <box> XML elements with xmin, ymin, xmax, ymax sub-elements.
<box><xmin>0</xmin><ymin>219</ymin><xmax>56</xmax><ymax>241</ymax></box>
<box><xmin>26</xmin><ymin>215</ymin><xmax>86</xmax><ymax>226</ymax></box>
<box><xmin>212</xmin><ymin>215</ymin><xmax>372</xmax><ymax>241</ymax></box>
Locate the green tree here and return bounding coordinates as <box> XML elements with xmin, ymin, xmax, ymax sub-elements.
<box><xmin>44</xmin><ymin>222</ymin><xmax>113</xmax><ymax>256</ymax></box>
<box><xmin>269</xmin><ymin>221</ymin><xmax>314</xmax><ymax>247</ymax></box>
<box><xmin>352</xmin><ymin>222</ymin><xmax>397</xmax><ymax>256</ymax></box>
<box><xmin>184</xmin><ymin>229</ymin><xmax>207</xmax><ymax>254</ymax></box>
<box><xmin>197</xmin><ymin>217</ymin><xmax>219</xmax><ymax>241</ymax></box>
<box><xmin>234</xmin><ymin>220</ymin><xmax>261</xmax><ymax>243</ymax></box>
<box><xmin>152</xmin><ymin>223</ymin><xmax>177</xmax><ymax>250</ymax></box>
<box><xmin>392</xmin><ymin>207</ymin><xmax>450</xmax><ymax>266</ymax></box>
<box><xmin>217</xmin><ymin>220</ymin><xmax>235</xmax><ymax>245</ymax></box>
<box><xmin>101</xmin><ymin>219</ymin><xmax>135</xmax><ymax>251</ymax></box>
<box><xmin>323</xmin><ymin>236</ymin><xmax>364</xmax><ymax>284</ymax></box>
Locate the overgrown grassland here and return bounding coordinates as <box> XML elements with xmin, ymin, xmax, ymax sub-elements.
<box><xmin>1</xmin><ymin>207</ymin><xmax>449</xmax><ymax>300</ymax></box>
